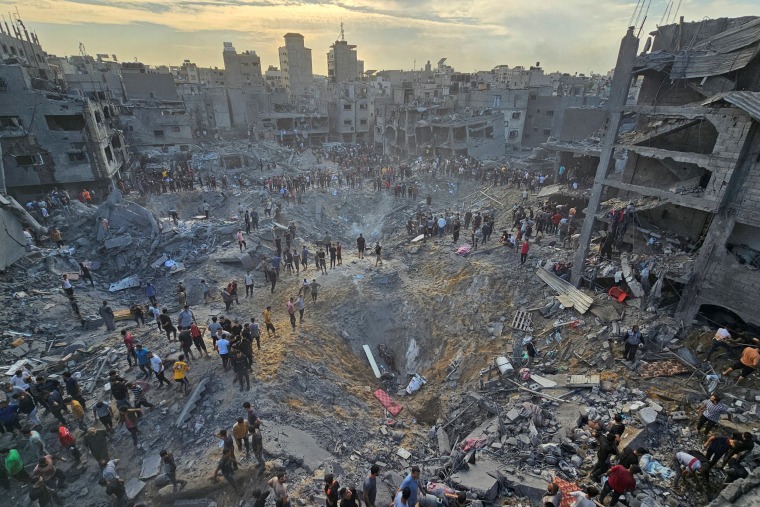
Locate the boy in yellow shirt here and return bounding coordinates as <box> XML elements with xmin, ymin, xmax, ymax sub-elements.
<box><xmin>64</xmin><ymin>397</ymin><xmax>87</xmax><ymax>431</ymax></box>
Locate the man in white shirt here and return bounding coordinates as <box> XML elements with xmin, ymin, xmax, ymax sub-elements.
<box><xmin>10</xmin><ymin>370</ymin><xmax>30</xmax><ymax>390</ymax></box>
<box><xmin>673</xmin><ymin>450</ymin><xmax>703</xmax><ymax>488</ymax></box>
<box><xmin>245</xmin><ymin>272</ymin><xmax>254</xmax><ymax>297</ymax></box>
<box><xmin>569</xmin><ymin>486</ymin><xmax>598</xmax><ymax>507</ymax></box>
<box><xmin>149</xmin><ymin>352</ymin><xmax>171</xmax><ymax>388</ymax></box>
<box><xmin>215</xmin><ymin>330</ymin><xmax>231</xmax><ymax>371</ymax></box>
<box><xmin>705</xmin><ymin>328</ymin><xmax>733</xmax><ymax>362</ymax></box>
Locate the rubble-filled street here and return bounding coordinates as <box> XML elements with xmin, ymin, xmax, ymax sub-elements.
<box><xmin>0</xmin><ymin>138</ymin><xmax>758</xmax><ymax>507</ymax></box>
<box><xmin>1</xmin><ymin>4</ymin><xmax>760</xmax><ymax>507</ymax></box>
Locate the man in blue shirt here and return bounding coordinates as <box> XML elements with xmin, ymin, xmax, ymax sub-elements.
<box><xmin>398</xmin><ymin>466</ymin><xmax>424</xmax><ymax>507</ymax></box>
<box><xmin>135</xmin><ymin>345</ymin><xmax>152</xmax><ymax>380</ymax></box>
<box><xmin>215</xmin><ymin>330</ymin><xmax>231</xmax><ymax>371</ymax></box>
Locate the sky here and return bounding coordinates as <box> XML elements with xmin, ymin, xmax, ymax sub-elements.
<box><xmin>0</xmin><ymin>0</ymin><xmax>757</xmax><ymax>75</ymax></box>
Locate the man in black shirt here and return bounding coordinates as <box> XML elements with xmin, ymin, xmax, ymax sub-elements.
<box><xmin>357</xmin><ymin>234</ymin><xmax>366</xmax><ymax>259</ymax></box>
<box><xmin>178</xmin><ymin>329</ymin><xmax>195</xmax><ymax>360</ymax></box>
<box><xmin>159</xmin><ymin>309</ymin><xmax>177</xmax><ymax>341</ymax></box>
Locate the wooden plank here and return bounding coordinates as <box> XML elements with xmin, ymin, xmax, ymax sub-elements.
<box><xmin>363</xmin><ymin>344</ymin><xmax>382</xmax><ymax>378</ymax></box>
<box><xmin>568</xmin><ymin>374</ymin><xmax>600</xmax><ymax>387</ymax></box>
<box><xmin>511</xmin><ymin>310</ymin><xmax>533</xmax><ymax>331</ymax></box>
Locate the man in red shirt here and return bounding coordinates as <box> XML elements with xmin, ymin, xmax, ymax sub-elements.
<box><xmin>121</xmin><ymin>330</ymin><xmax>137</xmax><ymax>369</ymax></box>
<box><xmin>599</xmin><ymin>464</ymin><xmax>639</xmax><ymax>506</ymax></box>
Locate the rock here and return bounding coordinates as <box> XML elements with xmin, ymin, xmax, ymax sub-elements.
<box><xmin>449</xmin><ymin>456</ymin><xmax>502</xmax><ymax>502</ymax></box>
<box><xmin>505</xmin><ymin>409</ymin><xmax>521</xmax><ymax>422</ymax></box>
<box><xmin>139</xmin><ymin>454</ymin><xmax>162</xmax><ymax>480</ymax></box>
<box><xmin>124</xmin><ymin>477</ymin><xmax>146</xmax><ymax>500</ymax></box>
<box><xmin>263</xmin><ymin>424</ymin><xmax>333</xmax><ymax>473</ymax></box>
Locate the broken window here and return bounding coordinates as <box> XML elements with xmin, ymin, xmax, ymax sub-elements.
<box><xmin>343</xmin><ymin>104</ymin><xmax>352</xmax><ymax>110</ymax></box>
<box><xmin>104</xmin><ymin>146</ymin><xmax>114</xmax><ymax>162</ymax></box>
<box><xmin>45</xmin><ymin>114</ymin><xmax>86</xmax><ymax>131</ymax></box>
<box><xmin>546</xmin><ymin>110</ymin><xmax>555</xmax><ymax>117</ymax></box>
<box><xmin>111</xmin><ymin>134</ymin><xmax>122</xmax><ymax>148</ymax></box>
<box><xmin>13</xmin><ymin>154</ymin><xmax>35</xmax><ymax>166</ymax></box>
<box><xmin>359</xmin><ymin>103</ymin><xmax>367</xmax><ymax>110</ymax></box>
<box><xmin>68</xmin><ymin>152</ymin><xmax>87</xmax><ymax>163</ymax></box>
<box><xmin>94</xmin><ymin>111</ymin><xmax>102</xmax><ymax>123</ymax></box>
<box><xmin>343</xmin><ymin>119</ymin><xmax>352</xmax><ymax>125</ymax></box>
<box><xmin>0</xmin><ymin>116</ymin><xmax>22</xmax><ymax>128</ymax></box>
<box><xmin>154</xmin><ymin>130</ymin><xmax>165</xmax><ymax>138</ymax></box>
<box><xmin>543</xmin><ymin>129</ymin><xmax>551</xmax><ymax>136</ymax></box>
<box><xmin>512</xmin><ymin>112</ymin><xmax>521</xmax><ymax>120</ymax></box>
<box><xmin>509</xmin><ymin>129</ymin><xmax>520</xmax><ymax>139</ymax></box>
<box><xmin>172</xmin><ymin>126</ymin><xmax>181</xmax><ymax>132</ymax></box>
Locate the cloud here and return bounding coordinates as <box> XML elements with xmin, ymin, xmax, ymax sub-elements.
<box><xmin>3</xmin><ymin>0</ymin><xmax>757</xmax><ymax>74</ymax></box>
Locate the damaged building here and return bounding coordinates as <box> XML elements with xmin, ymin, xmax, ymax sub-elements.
<box><xmin>0</xmin><ymin>63</ymin><xmax>128</xmax><ymax>199</ymax></box>
<box><xmin>570</xmin><ymin>16</ymin><xmax>760</xmax><ymax>328</ymax></box>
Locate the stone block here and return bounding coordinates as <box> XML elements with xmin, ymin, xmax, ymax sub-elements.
<box><xmin>449</xmin><ymin>456</ymin><xmax>501</xmax><ymax>502</ymax></box>
<box><xmin>638</xmin><ymin>407</ymin><xmax>658</xmax><ymax>425</ymax></box>
<box><xmin>240</xmin><ymin>253</ymin><xmax>257</xmax><ymax>270</ymax></box>
<box><xmin>139</xmin><ymin>455</ymin><xmax>162</xmax><ymax>480</ymax></box>
<box><xmin>124</xmin><ymin>477</ymin><xmax>146</xmax><ymax>500</ymax></box>
<box><xmin>104</xmin><ymin>234</ymin><xmax>132</xmax><ymax>249</ymax></box>
<box><xmin>264</xmin><ymin>425</ymin><xmax>333</xmax><ymax>472</ymax></box>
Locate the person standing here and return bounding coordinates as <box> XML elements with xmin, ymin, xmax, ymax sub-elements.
<box><xmin>268</xmin><ymin>471</ymin><xmax>290</xmax><ymax>507</ymax></box>
<box><xmin>92</xmin><ymin>402</ymin><xmax>114</xmax><ymax>432</ymax></box>
<box><xmin>363</xmin><ymin>464</ymin><xmax>379</xmax><ymax>507</ymax></box>
<box><xmin>336</xmin><ymin>243</ymin><xmax>342</xmax><ymax>266</ymax></box>
<box><xmin>324</xmin><ymin>473</ymin><xmax>340</xmax><ymax>507</ymax></box>
<box><xmin>178</xmin><ymin>328</ymin><xmax>196</xmax><ymax>361</ymax></box>
<box><xmin>159</xmin><ymin>309</ymin><xmax>178</xmax><ymax>341</ymax></box>
<box><xmin>696</xmin><ymin>394</ymin><xmax>729</xmax><ymax>435</ymax></box>
<box><xmin>79</xmin><ymin>262</ymin><xmax>95</xmax><ymax>287</ymax></box>
<box><xmin>135</xmin><ymin>345</ymin><xmax>152</xmax><ymax>380</ymax></box>
<box><xmin>251</xmin><ymin>419</ymin><xmax>264</xmax><ymax>468</ymax></box>
<box><xmin>301</xmin><ymin>245</ymin><xmax>309</xmax><ymax>270</ymax></box>
<box><xmin>149</xmin><ymin>352</ymin><xmax>172</xmax><ymax>388</ymax></box>
<box><xmin>129</xmin><ymin>381</ymin><xmax>154</xmax><ymax>410</ymax></box>
<box><xmin>145</xmin><ymin>283</ymin><xmax>157</xmax><ymax>305</ymax></box>
<box><xmin>623</xmin><ymin>325</ymin><xmax>643</xmax><ymax>362</ymax></box>
<box><xmin>173</xmin><ymin>355</ymin><xmax>190</xmax><ymax>394</ymax></box>
<box><xmin>177</xmin><ymin>305</ymin><xmax>195</xmax><ymax>331</ymax></box>
<box><xmin>237</xmin><ymin>230</ymin><xmax>247</xmax><ymax>252</ymax></box>
<box><xmin>287</xmin><ymin>298</ymin><xmax>297</xmax><ymax>331</ymax></box>
<box><xmin>398</xmin><ymin>466</ymin><xmax>425</xmax><ymax>507</ymax></box>
<box><xmin>357</xmin><ymin>234</ymin><xmax>366</xmax><ymax>259</ymax></box>
<box><xmin>245</xmin><ymin>272</ymin><xmax>255</xmax><ymax>297</ymax></box>
<box><xmin>231</xmin><ymin>348</ymin><xmax>251</xmax><ymax>391</ymax></box>
<box><xmin>295</xmin><ymin>295</ymin><xmax>305</xmax><ymax>324</ymax></box>
<box><xmin>374</xmin><ymin>242</ymin><xmax>383</xmax><ymax>266</ymax></box>
<box><xmin>233</xmin><ymin>417</ymin><xmax>250</xmax><ymax>458</ymax></box>
<box><xmin>99</xmin><ymin>301</ymin><xmax>116</xmax><ymax>332</ymax></box>
<box><xmin>159</xmin><ymin>450</ymin><xmax>187</xmax><ymax>492</ymax></box>
<box><xmin>520</xmin><ymin>240</ymin><xmax>530</xmax><ymax>265</ymax></box>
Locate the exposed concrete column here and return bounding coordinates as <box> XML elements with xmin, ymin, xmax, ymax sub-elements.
<box><xmin>570</xmin><ymin>27</ymin><xmax>640</xmax><ymax>286</ymax></box>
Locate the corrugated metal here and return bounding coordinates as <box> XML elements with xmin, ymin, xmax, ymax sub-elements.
<box><xmin>671</xmin><ymin>45</ymin><xmax>760</xmax><ymax>79</ymax></box>
<box><xmin>638</xmin><ymin>18</ymin><xmax>760</xmax><ymax>79</ymax></box>
<box><xmin>703</xmin><ymin>91</ymin><xmax>760</xmax><ymax>122</ymax></box>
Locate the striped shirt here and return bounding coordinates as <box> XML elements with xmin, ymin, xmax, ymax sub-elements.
<box><xmin>131</xmin><ymin>385</ymin><xmax>145</xmax><ymax>403</ymax></box>
<box><xmin>702</xmin><ymin>399</ymin><xmax>729</xmax><ymax>422</ymax></box>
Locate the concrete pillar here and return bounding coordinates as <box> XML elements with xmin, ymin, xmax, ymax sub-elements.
<box><xmin>570</xmin><ymin>27</ymin><xmax>640</xmax><ymax>286</ymax></box>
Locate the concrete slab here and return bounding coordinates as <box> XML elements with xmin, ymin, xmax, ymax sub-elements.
<box><xmin>504</xmin><ymin>471</ymin><xmax>547</xmax><ymax>500</ymax></box>
<box><xmin>124</xmin><ymin>477</ymin><xmax>146</xmax><ymax>500</ymax></box>
<box><xmin>619</xmin><ymin>427</ymin><xmax>645</xmax><ymax>452</ymax></box>
<box><xmin>104</xmin><ymin>234</ymin><xmax>132</xmax><ymax>249</ymax></box>
<box><xmin>449</xmin><ymin>455</ymin><xmax>502</xmax><ymax>501</ymax></box>
<box><xmin>109</xmin><ymin>275</ymin><xmax>141</xmax><ymax>292</ymax></box>
<box><xmin>139</xmin><ymin>454</ymin><xmax>162</xmax><ymax>480</ymax></box>
<box><xmin>265</xmin><ymin>425</ymin><xmax>333</xmax><ymax>473</ymax></box>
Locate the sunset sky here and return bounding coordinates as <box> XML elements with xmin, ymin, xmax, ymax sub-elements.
<box><xmin>1</xmin><ymin>0</ymin><xmax>756</xmax><ymax>75</ymax></box>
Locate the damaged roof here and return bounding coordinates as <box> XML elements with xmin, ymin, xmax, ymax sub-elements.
<box><xmin>636</xmin><ymin>17</ymin><xmax>760</xmax><ymax>79</ymax></box>
<box><xmin>702</xmin><ymin>91</ymin><xmax>760</xmax><ymax>122</ymax></box>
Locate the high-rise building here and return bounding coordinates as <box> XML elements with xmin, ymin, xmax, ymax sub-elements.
<box><xmin>327</xmin><ymin>40</ymin><xmax>361</xmax><ymax>83</ymax></box>
<box><xmin>278</xmin><ymin>33</ymin><xmax>313</xmax><ymax>100</ymax></box>
<box><xmin>222</xmin><ymin>42</ymin><xmax>263</xmax><ymax>90</ymax></box>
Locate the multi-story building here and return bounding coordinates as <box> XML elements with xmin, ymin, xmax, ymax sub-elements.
<box><xmin>328</xmin><ymin>39</ymin><xmax>361</xmax><ymax>83</ymax></box>
<box><xmin>328</xmin><ymin>82</ymin><xmax>370</xmax><ymax>142</ymax></box>
<box><xmin>571</xmin><ymin>16</ymin><xmax>760</xmax><ymax>328</ymax></box>
<box><xmin>279</xmin><ymin>33</ymin><xmax>313</xmax><ymax>101</ymax></box>
<box><xmin>0</xmin><ymin>64</ymin><xmax>128</xmax><ymax>199</ymax></box>
<box><xmin>222</xmin><ymin>42</ymin><xmax>264</xmax><ymax>91</ymax></box>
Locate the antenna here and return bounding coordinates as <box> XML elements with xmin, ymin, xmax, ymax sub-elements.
<box><xmin>340</xmin><ymin>22</ymin><xmax>344</xmax><ymax>41</ymax></box>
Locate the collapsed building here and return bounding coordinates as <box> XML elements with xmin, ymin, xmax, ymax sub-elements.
<box><xmin>560</xmin><ymin>16</ymin><xmax>760</xmax><ymax>330</ymax></box>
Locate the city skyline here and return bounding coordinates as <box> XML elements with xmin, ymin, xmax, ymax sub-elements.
<box><xmin>0</xmin><ymin>0</ymin><xmax>756</xmax><ymax>75</ymax></box>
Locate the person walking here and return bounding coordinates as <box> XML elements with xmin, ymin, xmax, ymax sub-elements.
<box><xmin>245</xmin><ymin>272</ymin><xmax>254</xmax><ymax>297</ymax></box>
<box><xmin>213</xmin><ymin>448</ymin><xmax>241</xmax><ymax>494</ymax></box>
<box><xmin>159</xmin><ymin>309</ymin><xmax>178</xmax><ymax>342</ymax></box>
<box><xmin>129</xmin><ymin>381</ymin><xmax>155</xmax><ymax>410</ymax></box>
<box><xmin>310</xmin><ymin>280</ymin><xmax>321</xmax><ymax>303</ymax></box>
<box><xmin>99</xmin><ymin>301</ymin><xmax>116</xmax><ymax>332</ymax></box>
<box><xmin>233</xmin><ymin>417</ymin><xmax>250</xmax><ymax>458</ymax></box>
<box><xmin>357</xmin><ymin>234</ymin><xmax>366</xmax><ymax>259</ymax></box>
<box><xmin>159</xmin><ymin>450</ymin><xmax>187</xmax><ymax>492</ymax></box>
<box><xmin>363</xmin><ymin>464</ymin><xmax>379</xmax><ymax>507</ymax></box>
<box><xmin>149</xmin><ymin>352</ymin><xmax>172</xmax><ymax>388</ymax></box>
<box><xmin>374</xmin><ymin>242</ymin><xmax>383</xmax><ymax>266</ymax></box>
<box><xmin>263</xmin><ymin>306</ymin><xmax>276</xmax><ymax>338</ymax></box>
<box><xmin>598</xmin><ymin>464</ymin><xmax>639</xmax><ymax>506</ymax></box>
<box><xmin>722</xmin><ymin>345</ymin><xmax>760</xmax><ymax>383</ymax></box>
<box><xmin>295</xmin><ymin>295</ymin><xmax>305</xmax><ymax>324</ymax></box>
<box><xmin>696</xmin><ymin>394</ymin><xmax>729</xmax><ymax>435</ymax></box>
<box><xmin>145</xmin><ymin>283</ymin><xmax>157</xmax><ymax>305</ymax></box>
<box><xmin>135</xmin><ymin>345</ymin><xmax>152</xmax><ymax>380</ymax></box>
<box><xmin>520</xmin><ymin>240</ymin><xmax>530</xmax><ymax>265</ymax></box>
<box><xmin>236</xmin><ymin>230</ymin><xmax>247</xmax><ymax>252</ymax></box>
<box><xmin>287</xmin><ymin>297</ymin><xmax>296</xmax><ymax>331</ymax></box>
<box><xmin>83</xmin><ymin>427</ymin><xmax>110</xmax><ymax>466</ymax></box>
<box><xmin>268</xmin><ymin>471</ymin><xmax>290</xmax><ymax>507</ymax></box>
<box><xmin>173</xmin><ymin>355</ymin><xmax>190</xmax><ymax>394</ymax></box>
<box><xmin>117</xmin><ymin>407</ymin><xmax>143</xmax><ymax>448</ymax></box>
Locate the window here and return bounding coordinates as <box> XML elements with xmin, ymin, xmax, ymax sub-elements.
<box><xmin>509</xmin><ymin>129</ymin><xmax>519</xmax><ymax>139</ymax></box>
<box><xmin>359</xmin><ymin>103</ymin><xmax>367</xmax><ymax>110</ymax></box>
<box><xmin>546</xmin><ymin>110</ymin><xmax>554</xmax><ymax>117</ymax></box>
<box><xmin>154</xmin><ymin>130</ymin><xmax>165</xmax><ymax>138</ymax></box>
<box><xmin>511</xmin><ymin>112</ymin><xmax>521</xmax><ymax>120</ymax></box>
<box><xmin>529</xmin><ymin>94</ymin><xmax>537</xmax><ymax>101</ymax></box>
<box><xmin>360</xmin><ymin>119</ymin><xmax>367</xmax><ymax>125</ymax></box>
<box><xmin>543</xmin><ymin>129</ymin><xmax>551</xmax><ymax>136</ymax></box>
<box><xmin>343</xmin><ymin>119</ymin><xmax>352</xmax><ymax>125</ymax></box>
<box><xmin>172</xmin><ymin>126</ymin><xmax>181</xmax><ymax>132</ymax></box>
<box><xmin>0</xmin><ymin>116</ymin><xmax>22</xmax><ymax>128</ymax></box>
<box><xmin>104</xmin><ymin>146</ymin><xmax>114</xmax><ymax>162</ymax></box>
<box><xmin>343</xmin><ymin>104</ymin><xmax>352</xmax><ymax>110</ymax></box>
<box><xmin>45</xmin><ymin>114</ymin><xmax>86</xmax><ymax>131</ymax></box>
<box><xmin>13</xmin><ymin>154</ymin><xmax>35</xmax><ymax>166</ymax></box>
<box><xmin>68</xmin><ymin>152</ymin><xmax>87</xmax><ymax>163</ymax></box>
